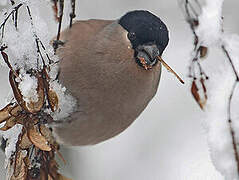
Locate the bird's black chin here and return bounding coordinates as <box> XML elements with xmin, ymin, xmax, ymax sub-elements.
<box><xmin>135</xmin><ymin>44</ymin><xmax>160</xmax><ymax>70</ymax></box>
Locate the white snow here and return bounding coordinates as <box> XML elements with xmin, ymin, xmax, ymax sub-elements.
<box><xmin>18</xmin><ymin>69</ymin><xmax>39</xmax><ymax>103</ymax></box>
<box><xmin>193</xmin><ymin>0</ymin><xmax>239</xmax><ymax>179</ymax></box>
<box><xmin>204</xmin><ymin>69</ymin><xmax>238</xmax><ymax>180</ymax></box>
<box><xmin>49</xmin><ymin>80</ymin><xmax>77</xmax><ymax>120</ymax></box>
<box><xmin>0</xmin><ymin>124</ymin><xmax>23</xmax><ymax>166</ymax></box>
<box><xmin>0</xmin><ymin>0</ymin><xmax>77</xmax><ymax>121</ymax></box>
<box><xmin>0</xmin><ymin>0</ymin><xmax>77</xmax><ymax>173</ymax></box>
<box><xmin>196</xmin><ymin>0</ymin><xmax>224</xmax><ymax>47</ymax></box>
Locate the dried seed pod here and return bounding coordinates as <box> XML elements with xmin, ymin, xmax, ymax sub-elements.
<box><xmin>0</xmin><ymin>116</ymin><xmax>17</xmax><ymax>131</ymax></box>
<box><xmin>199</xmin><ymin>46</ymin><xmax>208</xmax><ymax>58</ymax></box>
<box><xmin>27</xmin><ymin>126</ymin><xmax>51</xmax><ymax>151</ymax></box>
<box><xmin>19</xmin><ymin>131</ymin><xmax>32</xmax><ymax>150</ymax></box>
<box><xmin>0</xmin><ymin>104</ymin><xmax>14</xmax><ymax>123</ymax></box>
<box><xmin>10</xmin><ymin>105</ymin><xmax>22</xmax><ymax>117</ymax></box>
<box><xmin>1</xmin><ymin>51</ymin><xmax>16</xmax><ymax>73</ymax></box>
<box><xmin>200</xmin><ymin>78</ymin><xmax>207</xmax><ymax>95</ymax></box>
<box><xmin>0</xmin><ymin>104</ymin><xmax>21</xmax><ymax>124</ymax></box>
<box><xmin>48</xmin><ymin>89</ymin><xmax>59</xmax><ymax>112</ymax></box>
<box><xmin>191</xmin><ymin>80</ymin><xmax>201</xmax><ymax>109</ymax></box>
<box><xmin>9</xmin><ymin>70</ymin><xmax>25</xmax><ymax>108</ymax></box>
<box><xmin>13</xmin><ymin>151</ymin><xmax>27</xmax><ymax>179</ymax></box>
<box><xmin>191</xmin><ymin>80</ymin><xmax>205</xmax><ymax>110</ymax></box>
<box><xmin>39</xmin><ymin>125</ymin><xmax>55</xmax><ymax>145</ymax></box>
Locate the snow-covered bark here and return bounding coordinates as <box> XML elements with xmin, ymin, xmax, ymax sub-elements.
<box><xmin>181</xmin><ymin>0</ymin><xmax>239</xmax><ymax>179</ymax></box>
<box><xmin>0</xmin><ymin>1</ymin><xmax>76</xmax><ymax>179</ymax></box>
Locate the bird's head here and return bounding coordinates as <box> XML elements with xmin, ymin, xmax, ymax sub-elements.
<box><xmin>119</xmin><ymin>10</ymin><xmax>169</xmax><ymax>70</ymax></box>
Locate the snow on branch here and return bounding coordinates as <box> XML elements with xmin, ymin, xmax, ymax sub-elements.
<box><xmin>180</xmin><ymin>0</ymin><xmax>239</xmax><ymax>179</ymax></box>
<box><xmin>0</xmin><ymin>0</ymin><xmax>77</xmax><ymax>179</ymax></box>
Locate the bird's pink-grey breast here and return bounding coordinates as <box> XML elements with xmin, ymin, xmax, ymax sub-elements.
<box><xmin>53</xmin><ymin>10</ymin><xmax>169</xmax><ymax>146</ymax></box>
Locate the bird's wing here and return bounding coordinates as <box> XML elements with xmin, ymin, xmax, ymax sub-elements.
<box><xmin>56</xmin><ymin>19</ymin><xmax>113</xmax><ymax>57</ymax></box>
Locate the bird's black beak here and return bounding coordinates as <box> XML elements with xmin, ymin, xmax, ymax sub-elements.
<box><xmin>135</xmin><ymin>44</ymin><xmax>160</xmax><ymax>70</ymax></box>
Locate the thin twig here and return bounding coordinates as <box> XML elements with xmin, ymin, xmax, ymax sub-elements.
<box><xmin>56</xmin><ymin>0</ymin><xmax>64</xmax><ymax>41</ymax></box>
<box><xmin>181</xmin><ymin>0</ymin><xmax>208</xmax><ymax>109</ymax></box>
<box><xmin>14</xmin><ymin>9</ymin><xmax>18</xmax><ymax>30</ymax></box>
<box><xmin>69</xmin><ymin>0</ymin><xmax>76</xmax><ymax>28</ymax></box>
<box><xmin>228</xmin><ymin>81</ymin><xmax>239</xmax><ymax>173</ymax></box>
<box><xmin>39</xmin><ymin>41</ymin><xmax>53</xmax><ymax>64</ymax></box>
<box><xmin>26</xmin><ymin>5</ymin><xmax>53</xmax><ymax>67</ymax></box>
<box><xmin>222</xmin><ymin>46</ymin><xmax>239</xmax><ymax>80</ymax></box>
<box><xmin>53</xmin><ymin>0</ymin><xmax>64</xmax><ymax>52</ymax></box>
<box><xmin>10</xmin><ymin>0</ymin><xmax>15</xmax><ymax>5</ymax></box>
<box><xmin>0</xmin><ymin>3</ymin><xmax>23</xmax><ymax>39</ymax></box>
<box><xmin>222</xmin><ymin>45</ymin><xmax>239</xmax><ymax>174</ymax></box>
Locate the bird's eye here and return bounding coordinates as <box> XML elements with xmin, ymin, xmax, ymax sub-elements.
<box><xmin>127</xmin><ymin>32</ymin><xmax>136</xmax><ymax>41</ymax></box>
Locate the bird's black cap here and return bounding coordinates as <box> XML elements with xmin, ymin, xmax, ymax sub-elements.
<box><xmin>119</xmin><ymin>10</ymin><xmax>169</xmax><ymax>55</ymax></box>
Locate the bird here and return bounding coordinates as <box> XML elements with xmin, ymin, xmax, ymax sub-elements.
<box><xmin>52</xmin><ymin>10</ymin><xmax>170</xmax><ymax>146</ymax></box>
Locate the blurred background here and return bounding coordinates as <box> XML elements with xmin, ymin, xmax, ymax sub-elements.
<box><xmin>0</xmin><ymin>0</ymin><xmax>239</xmax><ymax>179</ymax></box>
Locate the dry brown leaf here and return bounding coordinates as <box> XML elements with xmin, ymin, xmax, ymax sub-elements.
<box><xmin>0</xmin><ymin>104</ymin><xmax>13</xmax><ymax>123</ymax></box>
<box><xmin>13</xmin><ymin>151</ymin><xmax>25</xmax><ymax>177</ymax></box>
<box><xmin>48</xmin><ymin>89</ymin><xmax>59</xmax><ymax>112</ymax></box>
<box><xmin>0</xmin><ymin>116</ymin><xmax>17</xmax><ymax>131</ymax></box>
<box><xmin>11</xmin><ymin>152</ymin><xmax>27</xmax><ymax>180</ymax></box>
<box><xmin>9</xmin><ymin>70</ymin><xmax>25</xmax><ymax>109</ymax></box>
<box><xmin>0</xmin><ymin>104</ymin><xmax>21</xmax><ymax>124</ymax></box>
<box><xmin>19</xmin><ymin>131</ymin><xmax>32</xmax><ymax>150</ymax></box>
<box><xmin>200</xmin><ymin>77</ymin><xmax>207</xmax><ymax>99</ymax></box>
<box><xmin>10</xmin><ymin>105</ymin><xmax>22</xmax><ymax>117</ymax></box>
<box><xmin>191</xmin><ymin>80</ymin><xmax>204</xmax><ymax>110</ymax></box>
<box><xmin>199</xmin><ymin>46</ymin><xmax>208</xmax><ymax>59</ymax></box>
<box><xmin>40</xmin><ymin>125</ymin><xmax>55</xmax><ymax>145</ymax></box>
<box><xmin>27</xmin><ymin>126</ymin><xmax>51</xmax><ymax>151</ymax></box>
<box><xmin>1</xmin><ymin>51</ymin><xmax>16</xmax><ymax>73</ymax></box>
<box><xmin>200</xmin><ymin>77</ymin><xmax>207</xmax><ymax>107</ymax></box>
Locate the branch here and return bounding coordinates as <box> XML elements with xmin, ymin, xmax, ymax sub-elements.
<box><xmin>0</xmin><ymin>3</ymin><xmax>23</xmax><ymax>39</ymax></box>
<box><xmin>222</xmin><ymin>45</ymin><xmax>239</xmax><ymax>173</ymax></box>
<box><xmin>180</xmin><ymin>0</ymin><xmax>239</xmax><ymax>176</ymax></box>
<box><xmin>26</xmin><ymin>5</ymin><xmax>52</xmax><ymax>67</ymax></box>
<box><xmin>69</xmin><ymin>0</ymin><xmax>76</xmax><ymax>28</ymax></box>
<box><xmin>53</xmin><ymin>0</ymin><xmax>65</xmax><ymax>52</ymax></box>
<box><xmin>181</xmin><ymin>0</ymin><xmax>208</xmax><ymax>109</ymax></box>
<box><xmin>0</xmin><ymin>2</ymin><xmax>71</xmax><ymax>179</ymax></box>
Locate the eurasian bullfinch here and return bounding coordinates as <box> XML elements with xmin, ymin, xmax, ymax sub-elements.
<box><xmin>52</xmin><ymin>10</ymin><xmax>174</xmax><ymax>146</ymax></box>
